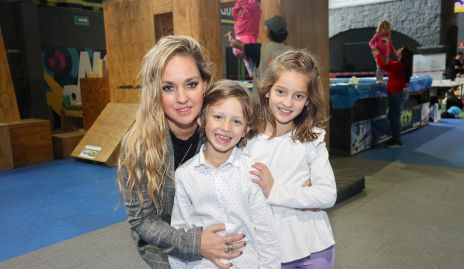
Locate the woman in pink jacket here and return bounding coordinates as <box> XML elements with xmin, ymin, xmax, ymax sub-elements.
<box><xmin>369</xmin><ymin>20</ymin><xmax>396</xmax><ymax>83</ymax></box>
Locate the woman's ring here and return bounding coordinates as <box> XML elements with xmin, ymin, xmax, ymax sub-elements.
<box><xmin>225</xmin><ymin>243</ymin><xmax>233</xmax><ymax>253</ymax></box>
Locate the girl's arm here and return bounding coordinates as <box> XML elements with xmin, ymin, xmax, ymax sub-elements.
<box><xmin>248</xmin><ymin>178</ymin><xmax>280</xmax><ymax>268</ymax></box>
<box><xmin>369</xmin><ymin>33</ymin><xmax>379</xmax><ymax>49</ymax></box>
<box><xmin>258</xmin><ymin>132</ymin><xmax>337</xmax><ymax>209</ymax></box>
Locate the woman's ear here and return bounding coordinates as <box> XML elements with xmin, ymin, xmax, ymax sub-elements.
<box><xmin>197</xmin><ymin>117</ymin><xmax>202</xmax><ymax>127</ymax></box>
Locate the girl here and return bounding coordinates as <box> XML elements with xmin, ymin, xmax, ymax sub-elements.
<box><xmin>169</xmin><ymin>80</ymin><xmax>279</xmax><ymax>269</ymax></box>
<box><xmin>117</xmin><ymin>36</ymin><xmax>245</xmax><ymax>269</ymax></box>
<box><xmin>374</xmin><ymin>46</ymin><xmax>413</xmax><ymax>148</ymax></box>
<box><xmin>369</xmin><ymin>20</ymin><xmax>396</xmax><ymax>83</ymax></box>
<box><xmin>231</xmin><ymin>0</ymin><xmax>261</xmax><ymax>78</ymax></box>
<box><xmin>244</xmin><ymin>50</ymin><xmax>337</xmax><ymax>269</ymax></box>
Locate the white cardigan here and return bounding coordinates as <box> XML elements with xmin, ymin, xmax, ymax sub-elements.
<box><xmin>244</xmin><ymin>128</ymin><xmax>337</xmax><ymax>263</ymax></box>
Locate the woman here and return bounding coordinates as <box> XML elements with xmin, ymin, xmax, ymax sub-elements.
<box><xmin>374</xmin><ymin>46</ymin><xmax>413</xmax><ymax>148</ymax></box>
<box><xmin>117</xmin><ymin>35</ymin><xmax>245</xmax><ymax>269</ymax></box>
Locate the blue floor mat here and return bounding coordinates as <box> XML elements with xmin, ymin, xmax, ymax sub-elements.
<box><xmin>0</xmin><ymin>159</ymin><xmax>126</xmax><ymax>261</ymax></box>
<box><xmin>356</xmin><ymin>119</ymin><xmax>464</xmax><ymax>169</ymax></box>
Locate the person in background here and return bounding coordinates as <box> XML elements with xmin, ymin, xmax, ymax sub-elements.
<box><xmin>169</xmin><ymin>80</ymin><xmax>279</xmax><ymax>269</ymax></box>
<box><xmin>230</xmin><ymin>0</ymin><xmax>261</xmax><ymax>78</ymax></box>
<box><xmin>117</xmin><ymin>35</ymin><xmax>245</xmax><ymax>269</ymax></box>
<box><xmin>373</xmin><ymin>46</ymin><xmax>414</xmax><ymax>148</ymax></box>
<box><xmin>369</xmin><ymin>19</ymin><xmax>396</xmax><ymax>84</ymax></box>
<box><xmin>245</xmin><ymin>50</ymin><xmax>337</xmax><ymax>269</ymax></box>
<box><xmin>449</xmin><ymin>52</ymin><xmax>464</xmax><ymax>80</ymax></box>
<box><xmin>229</xmin><ymin>15</ymin><xmax>291</xmax><ymax>104</ymax></box>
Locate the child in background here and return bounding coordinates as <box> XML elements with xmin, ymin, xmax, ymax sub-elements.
<box><xmin>169</xmin><ymin>80</ymin><xmax>280</xmax><ymax>269</ymax></box>
<box><xmin>244</xmin><ymin>50</ymin><xmax>337</xmax><ymax>269</ymax></box>
<box><xmin>369</xmin><ymin>20</ymin><xmax>396</xmax><ymax>83</ymax></box>
<box><xmin>373</xmin><ymin>46</ymin><xmax>413</xmax><ymax>148</ymax></box>
<box><xmin>231</xmin><ymin>0</ymin><xmax>261</xmax><ymax>78</ymax></box>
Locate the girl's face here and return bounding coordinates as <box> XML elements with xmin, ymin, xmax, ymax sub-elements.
<box><xmin>266</xmin><ymin>70</ymin><xmax>309</xmax><ymax>135</ymax></box>
<box><xmin>380</xmin><ymin>24</ymin><xmax>390</xmax><ymax>35</ymax></box>
<box><xmin>203</xmin><ymin>97</ymin><xmax>247</xmax><ymax>157</ymax></box>
<box><xmin>161</xmin><ymin>55</ymin><xmax>207</xmax><ymax>132</ymax></box>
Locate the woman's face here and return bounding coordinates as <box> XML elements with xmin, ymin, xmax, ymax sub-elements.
<box><xmin>161</xmin><ymin>55</ymin><xmax>207</xmax><ymax>132</ymax></box>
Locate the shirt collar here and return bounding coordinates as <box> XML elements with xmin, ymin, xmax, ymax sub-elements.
<box><xmin>196</xmin><ymin>144</ymin><xmax>242</xmax><ymax>169</ymax></box>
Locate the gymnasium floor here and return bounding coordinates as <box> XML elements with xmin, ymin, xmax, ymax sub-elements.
<box><xmin>1</xmin><ymin>119</ymin><xmax>463</xmax><ymax>269</ymax></box>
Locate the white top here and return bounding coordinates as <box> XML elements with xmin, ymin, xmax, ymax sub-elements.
<box><xmin>244</xmin><ymin>128</ymin><xmax>337</xmax><ymax>263</ymax></box>
<box><xmin>169</xmin><ymin>146</ymin><xmax>280</xmax><ymax>269</ymax></box>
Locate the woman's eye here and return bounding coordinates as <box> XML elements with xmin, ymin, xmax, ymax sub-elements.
<box><xmin>186</xmin><ymin>81</ymin><xmax>198</xmax><ymax>89</ymax></box>
<box><xmin>162</xmin><ymin>85</ymin><xmax>174</xmax><ymax>92</ymax></box>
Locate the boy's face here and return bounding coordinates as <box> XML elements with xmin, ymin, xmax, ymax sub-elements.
<box><xmin>203</xmin><ymin>97</ymin><xmax>248</xmax><ymax>158</ymax></box>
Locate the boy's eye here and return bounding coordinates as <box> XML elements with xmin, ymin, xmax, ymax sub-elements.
<box><xmin>186</xmin><ymin>81</ymin><xmax>198</xmax><ymax>89</ymax></box>
<box><xmin>162</xmin><ymin>84</ymin><xmax>174</xmax><ymax>92</ymax></box>
<box><xmin>212</xmin><ymin>114</ymin><xmax>223</xmax><ymax>120</ymax></box>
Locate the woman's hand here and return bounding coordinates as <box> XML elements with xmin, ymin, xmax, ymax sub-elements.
<box><xmin>250</xmin><ymin>162</ymin><xmax>274</xmax><ymax>198</ymax></box>
<box><xmin>200</xmin><ymin>223</ymin><xmax>246</xmax><ymax>269</ymax></box>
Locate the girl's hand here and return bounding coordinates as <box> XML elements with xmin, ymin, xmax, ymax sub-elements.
<box><xmin>371</xmin><ymin>48</ymin><xmax>379</xmax><ymax>57</ymax></box>
<box><xmin>250</xmin><ymin>162</ymin><xmax>274</xmax><ymax>198</ymax></box>
<box><xmin>301</xmin><ymin>178</ymin><xmax>312</xmax><ymax>187</ymax></box>
<box><xmin>301</xmin><ymin>178</ymin><xmax>321</xmax><ymax>212</ymax></box>
<box><xmin>200</xmin><ymin>223</ymin><xmax>246</xmax><ymax>269</ymax></box>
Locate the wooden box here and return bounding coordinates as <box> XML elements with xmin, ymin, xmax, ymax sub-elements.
<box><xmin>0</xmin><ymin>123</ymin><xmax>13</xmax><ymax>170</ymax></box>
<box><xmin>8</xmin><ymin>119</ymin><xmax>54</xmax><ymax>167</ymax></box>
<box><xmin>52</xmin><ymin>129</ymin><xmax>85</xmax><ymax>159</ymax></box>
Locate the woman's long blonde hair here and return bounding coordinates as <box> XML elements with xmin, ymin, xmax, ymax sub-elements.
<box><xmin>258</xmin><ymin>49</ymin><xmax>327</xmax><ymax>143</ymax></box>
<box><xmin>117</xmin><ymin>35</ymin><xmax>213</xmax><ymax>213</ymax></box>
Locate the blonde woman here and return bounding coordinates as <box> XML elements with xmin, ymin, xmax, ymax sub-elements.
<box><xmin>118</xmin><ymin>35</ymin><xmax>245</xmax><ymax>269</ymax></box>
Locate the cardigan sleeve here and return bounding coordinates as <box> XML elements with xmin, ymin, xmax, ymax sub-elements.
<box><xmin>120</xmin><ymin>166</ymin><xmax>202</xmax><ymax>262</ymax></box>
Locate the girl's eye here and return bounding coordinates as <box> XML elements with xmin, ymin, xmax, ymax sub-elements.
<box><xmin>275</xmin><ymin>89</ymin><xmax>285</xmax><ymax>95</ymax></box>
<box><xmin>295</xmin><ymin>94</ymin><xmax>306</xmax><ymax>100</ymax></box>
<box><xmin>186</xmin><ymin>81</ymin><xmax>198</xmax><ymax>89</ymax></box>
<box><xmin>162</xmin><ymin>84</ymin><xmax>174</xmax><ymax>92</ymax></box>
<box><xmin>233</xmin><ymin>119</ymin><xmax>242</xmax><ymax>126</ymax></box>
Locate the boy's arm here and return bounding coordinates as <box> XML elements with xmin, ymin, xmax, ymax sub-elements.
<box><xmin>248</xmin><ymin>182</ymin><xmax>280</xmax><ymax>268</ymax></box>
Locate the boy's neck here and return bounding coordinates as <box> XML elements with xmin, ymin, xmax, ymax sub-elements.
<box><xmin>203</xmin><ymin>145</ymin><xmax>233</xmax><ymax>169</ymax></box>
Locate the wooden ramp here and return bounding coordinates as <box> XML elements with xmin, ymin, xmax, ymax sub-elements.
<box><xmin>0</xmin><ymin>26</ymin><xmax>20</xmax><ymax>123</ymax></box>
<box><xmin>71</xmin><ymin>102</ymin><xmax>138</xmax><ymax>166</ymax></box>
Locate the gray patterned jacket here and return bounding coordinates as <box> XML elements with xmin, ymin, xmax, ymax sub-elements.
<box><xmin>120</xmin><ymin>132</ymin><xmax>202</xmax><ymax>268</ymax></box>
